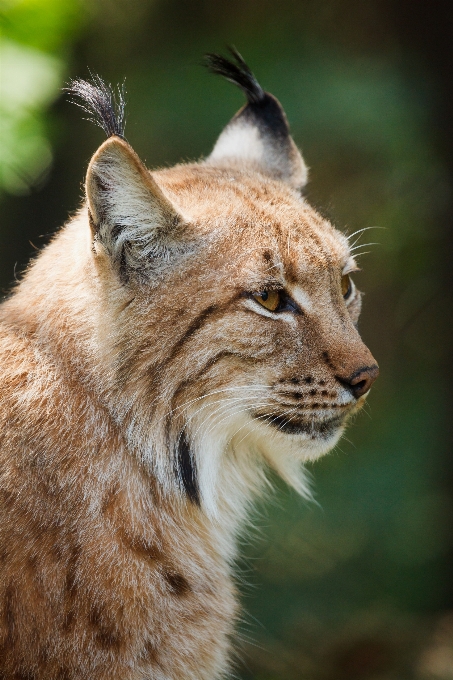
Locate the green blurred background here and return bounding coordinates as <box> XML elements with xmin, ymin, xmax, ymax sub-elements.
<box><xmin>1</xmin><ymin>1</ymin><xmax>452</xmax><ymax>677</ymax></box>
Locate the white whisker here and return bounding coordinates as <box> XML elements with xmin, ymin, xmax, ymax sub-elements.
<box><xmin>159</xmin><ymin>386</ymin><xmax>268</xmax><ymax>423</ymax></box>
<box><xmin>349</xmin><ymin>242</ymin><xmax>379</xmax><ymax>252</ymax></box>
<box><xmin>191</xmin><ymin>400</ymin><xmax>251</xmax><ymax>444</ymax></box>
<box><xmin>199</xmin><ymin>400</ymin><xmax>278</xmax><ymax>445</ymax></box>
<box><xmin>176</xmin><ymin>395</ymin><xmax>265</xmax><ymax>449</ymax></box>
<box><xmin>346</xmin><ymin>225</ymin><xmax>384</xmax><ymax>244</ymax></box>
<box><xmin>231</xmin><ymin>404</ymin><xmax>300</xmax><ymax>449</ymax></box>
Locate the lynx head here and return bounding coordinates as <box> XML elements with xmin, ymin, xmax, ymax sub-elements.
<box><xmin>68</xmin><ymin>50</ymin><xmax>378</xmax><ymax>516</ymax></box>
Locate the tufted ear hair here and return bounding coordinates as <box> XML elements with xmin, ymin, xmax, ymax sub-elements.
<box><xmin>85</xmin><ymin>137</ymin><xmax>186</xmax><ymax>282</ymax></box>
<box><xmin>66</xmin><ymin>76</ymin><xmax>187</xmax><ymax>283</ymax></box>
<box><xmin>204</xmin><ymin>49</ymin><xmax>308</xmax><ymax>191</ymax></box>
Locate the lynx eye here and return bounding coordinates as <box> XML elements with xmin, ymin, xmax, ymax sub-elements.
<box><xmin>341</xmin><ymin>274</ymin><xmax>352</xmax><ymax>300</ymax></box>
<box><xmin>252</xmin><ymin>290</ymin><xmax>280</xmax><ymax>312</ymax></box>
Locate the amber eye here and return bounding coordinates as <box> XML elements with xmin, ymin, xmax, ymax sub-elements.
<box><xmin>252</xmin><ymin>290</ymin><xmax>280</xmax><ymax>312</ymax></box>
<box><xmin>341</xmin><ymin>274</ymin><xmax>352</xmax><ymax>300</ymax></box>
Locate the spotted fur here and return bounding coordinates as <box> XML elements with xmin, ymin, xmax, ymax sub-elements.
<box><xmin>0</xmin><ymin>55</ymin><xmax>378</xmax><ymax>678</ymax></box>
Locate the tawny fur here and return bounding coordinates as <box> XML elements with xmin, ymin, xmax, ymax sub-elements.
<box><xmin>0</xmin><ymin>62</ymin><xmax>377</xmax><ymax>679</ymax></box>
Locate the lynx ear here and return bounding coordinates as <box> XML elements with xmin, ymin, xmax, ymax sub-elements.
<box><xmin>205</xmin><ymin>49</ymin><xmax>308</xmax><ymax>191</ymax></box>
<box><xmin>86</xmin><ymin>136</ymin><xmax>185</xmax><ymax>281</ymax></box>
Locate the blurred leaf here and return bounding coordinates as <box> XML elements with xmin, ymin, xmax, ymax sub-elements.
<box><xmin>0</xmin><ymin>0</ymin><xmax>85</xmax><ymax>194</ymax></box>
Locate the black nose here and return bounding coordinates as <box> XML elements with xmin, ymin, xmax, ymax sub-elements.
<box><xmin>337</xmin><ymin>364</ymin><xmax>379</xmax><ymax>399</ymax></box>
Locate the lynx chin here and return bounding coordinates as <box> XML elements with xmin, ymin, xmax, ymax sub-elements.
<box><xmin>0</xmin><ymin>49</ymin><xmax>378</xmax><ymax>679</ymax></box>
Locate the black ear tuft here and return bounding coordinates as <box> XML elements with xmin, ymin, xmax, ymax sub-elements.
<box><xmin>204</xmin><ymin>47</ymin><xmax>291</xmax><ymax>140</ymax></box>
<box><xmin>205</xmin><ymin>48</ymin><xmax>308</xmax><ymax>189</ymax></box>
<box><xmin>204</xmin><ymin>46</ymin><xmax>264</xmax><ymax>105</ymax></box>
<box><xmin>65</xmin><ymin>74</ymin><xmax>126</xmax><ymax>139</ymax></box>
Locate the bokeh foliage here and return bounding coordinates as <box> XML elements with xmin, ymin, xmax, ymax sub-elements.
<box><xmin>1</xmin><ymin>1</ymin><xmax>452</xmax><ymax>677</ymax></box>
<box><xmin>0</xmin><ymin>0</ymin><xmax>85</xmax><ymax>193</ymax></box>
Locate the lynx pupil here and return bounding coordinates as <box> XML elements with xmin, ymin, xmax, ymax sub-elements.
<box><xmin>253</xmin><ymin>290</ymin><xmax>280</xmax><ymax>312</ymax></box>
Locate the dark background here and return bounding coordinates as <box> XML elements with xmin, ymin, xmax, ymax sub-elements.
<box><xmin>1</xmin><ymin>1</ymin><xmax>452</xmax><ymax>677</ymax></box>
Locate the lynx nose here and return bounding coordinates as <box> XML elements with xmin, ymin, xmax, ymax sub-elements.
<box><xmin>337</xmin><ymin>364</ymin><xmax>379</xmax><ymax>399</ymax></box>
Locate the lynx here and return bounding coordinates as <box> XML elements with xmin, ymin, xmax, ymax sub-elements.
<box><xmin>0</xmin><ymin>50</ymin><xmax>378</xmax><ymax>679</ymax></box>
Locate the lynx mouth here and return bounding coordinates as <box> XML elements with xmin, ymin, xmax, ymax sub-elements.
<box><xmin>253</xmin><ymin>412</ymin><xmax>346</xmax><ymax>438</ymax></box>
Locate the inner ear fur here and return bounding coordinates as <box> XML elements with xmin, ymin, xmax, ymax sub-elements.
<box><xmin>208</xmin><ymin>95</ymin><xmax>308</xmax><ymax>190</ymax></box>
<box><xmin>86</xmin><ymin>136</ymin><xmax>186</xmax><ymax>280</ymax></box>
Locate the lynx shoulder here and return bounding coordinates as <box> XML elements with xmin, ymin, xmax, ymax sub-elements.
<box><xmin>0</xmin><ymin>49</ymin><xmax>378</xmax><ymax>679</ymax></box>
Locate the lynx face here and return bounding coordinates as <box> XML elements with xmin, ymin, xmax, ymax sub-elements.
<box><xmin>172</xmin><ymin>169</ymin><xmax>370</xmax><ymax>442</ymax></box>
<box><xmin>72</xmin><ymin>51</ymin><xmax>378</xmax><ymax>512</ymax></box>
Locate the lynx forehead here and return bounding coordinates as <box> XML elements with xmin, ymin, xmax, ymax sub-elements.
<box><xmin>0</xmin><ymin>50</ymin><xmax>378</xmax><ymax>679</ymax></box>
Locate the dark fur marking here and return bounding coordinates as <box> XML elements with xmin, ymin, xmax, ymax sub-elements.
<box><xmin>56</xmin><ymin>669</ymin><xmax>71</xmax><ymax>680</ymax></box>
<box><xmin>119</xmin><ymin>529</ymin><xmax>163</xmax><ymax>563</ymax></box>
<box><xmin>135</xmin><ymin>304</ymin><xmax>221</xmax><ymax>391</ymax></box>
<box><xmin>205</xmin><ymin>47</ymin><xmax>290</xmax><ymax>140</ymax></box>
<box><xmin>171</xmin><ymin>350</ymin><xmax>248</xmax><ymax>405</ymax></box>
<box><xmin>0</xmin><ymin>488</ymin><xmax>16</xmax><ymax>511</ymax></box>
<box><xmin>66</xmin><ymin>74</ymin><xmax>126</xmax><ymax>139</ymax></box>
<box><xmin>101</xmin><ymin>483</ymin><xmax>119</xmax><ymax>516</ymax></box>
<box><xmin>62</xmin><ymin>609</ymin><xmax>75</xmax><ymax>633</ymax></box>
<box><xmin>26</xmin><ymin>554</ymin><xmax>37</xmax><ymax>571</ymax></box>
<box><xmin>144</xmin><ymin>303</ymin><xmax>225</xmax><ymax>409</ymax></box>
<box><xmin>65</xmin><ymin>545</ymin><xmax>81</xmax><ymax>597</ymax></box>
<box><xmin>93</xmin><ymin>174</ymin><xmax>108</xmax><ymax>192</ymax></box>
<box><xmin>87</xmin><ymin>208</ymin><xmax>97</xmax><ymax>233</ymax></box>
<box><xmin>166</xmin><ymin>305</ymin><xmax>217</xmax><ymax>365</ymax></box>
<box><xmin>163</xmin><ymin>569</ymin><xmax>191</xmax><ymax>596</ymax></box>
<box><xmin>3</xmin><ymin>585</ymin><xmax>16</xmax><ymax>648</ymax></box>
<box><xmin>304</xmin><ymin>376</ymin><xmax>313</xmax><ymax>384</ymax></box>
<box><xmin>166</xmin><ymin>349</ymin><xmax>251</xmax><ymax>477</ymax></box>
<box><xmin>103</xmin><ymin>224</ymin><xmax>131</xmax><ymax>283</ymax></box>
<box><xmin>241</xmin><ymin>93</ymin><xmax>290</xmax><ymax>140</ymax></box>
<box><xmin>201</xmin><ymin>349</ymin><xmax>251</xmax><ymax>373</ymax></box>
<box><xmin>110</xmin><ymin>223</ymin><xmax>123</xmax><ymax>241</ymax></box>
<box><xmin>119</xmin><ymin>295</ymin><xmax>136</xmax><ymax>314</ymax></box>
<box><xmin>118</xmin><ymin>241</ymin><xmax>129</xmax><ymax>284</ymax></box>
<box><xmin>62</xmin><ymin>544</ymin><xmax>81</xmax><ymax>632</ymax></box>
<box><xmin>143</xmin><ymin>640</ymin><xmax>159</xmax><ymax>663</ymax></box>
<box><xmin>89</xmin><ymin>605</ymin><xmax>123</xmax><ymax>651</ymax></box>
<box><xmin>96</xmin><ymin>628</ymin><xmax>122</xmax><ymax>651</ymax></box>
<box><xmin>176</xmin><ymin>431</ymin><xmax>200</xmax><ymax>506</ymax></box>
<box><xmin>130</xmin><ymin>295</ymin><xmax>240</xmax><ymax>389</ymax></box>
<box><xmin>279</xmin><ymin>391</ymin><xmax>303</xmax><ymax>400</ymax></box>
<box><xmin>322</xmin><ymin>351</ymin><xmax>334</xmax><ymax>369</ymax></box>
